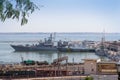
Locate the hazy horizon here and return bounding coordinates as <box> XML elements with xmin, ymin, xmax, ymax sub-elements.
<box><xmin>0</xmin><ymin>32</ymin><xmax>120</xmax><ymax>34</ymax></box>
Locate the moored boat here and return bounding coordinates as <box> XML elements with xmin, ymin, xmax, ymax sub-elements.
<box><xmin>58</xmin><ymin>47</ymin><xmax>95</xmax><ymax>52</ymax></box>
<box><xmin>57</xmin><ymin>40</ymin><xmax>95</xmax><ymax>52</ymax></box>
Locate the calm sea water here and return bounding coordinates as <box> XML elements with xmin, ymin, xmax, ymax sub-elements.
<box><xmin>0</xmin><ymin>33</ymin><xmax>119</xmax><ymax>63</ymax></box>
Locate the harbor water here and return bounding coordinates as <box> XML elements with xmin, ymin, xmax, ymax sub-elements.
<box><xmin>0</xmin><ymin>33</ymin><xmax>119</xmax><ymax>63</ymax></box>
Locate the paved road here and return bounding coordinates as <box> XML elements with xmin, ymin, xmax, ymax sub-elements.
<box><xmin>91</xmin><ymin>75</ymin><xmax>118</xmax><ymax>80</ymax></box>
<box><xmin>0</xmin><ymin>75</ymin><xmax>118</xmax><ymax>80</ymax></box>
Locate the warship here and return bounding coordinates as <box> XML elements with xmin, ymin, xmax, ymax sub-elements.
<box><xmin>11</xmin><ymin>34</ymin><xmax>95</xmax><ymax>52</ymax></box>
<box><xmin>11</xmin><ymin>34</ymin><xmax>58</xmax><ymax>51</ymax></box>
<box><xmin>57</xmin><ymin>40</ymin><xmax>95</xmax><ymax>52</ymax></box>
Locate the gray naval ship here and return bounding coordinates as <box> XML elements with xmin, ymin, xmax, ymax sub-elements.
<box><xmin>57</xmin><ymin>40</ymin><xmax>95</xmax><ymax>52</ymax></box>
<box><xmin>11</xmin><ymin>34</ymin><xmax>95</xmax><ymax>52</ymax></box>
<box><xmin>11</xmin><ymin>34</ymin><xmax>58</xmax><ymax>51</ymax></box>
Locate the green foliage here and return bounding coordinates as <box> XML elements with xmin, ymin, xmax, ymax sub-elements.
<box><xmin>0</xmin><ymin>0</ymin><xmax>39</xmax><ymax>25</ymax></box>
<box><xmin>85</xmin><ymin>76</ymin><xmax>94</xmax><ymax>80</ymax></box>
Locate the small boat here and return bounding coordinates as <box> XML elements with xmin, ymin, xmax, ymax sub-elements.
<box><xmin>11</xmin><ymin>34</ymin><xmax>58</xmax><ymax>51</ymax></box>
<box><xmin>95</xmin><ymin>48</ymin><xmax>108</xmax><ymax>56</ymax></box>
<box><xmin>95</xmin><ymin>37</ymin><xmax>108</xmax><ymax>56</ymax></box>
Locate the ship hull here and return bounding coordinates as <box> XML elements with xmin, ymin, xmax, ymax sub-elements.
<box><xmin>11</xmin><ymin>45</ymin><xmax>57</xmax><ymax>51</ymax></box>
<box><xmin>57</xmin><ymin>47</ymin><xmax>95</xmax><ymax>52</ymax></box>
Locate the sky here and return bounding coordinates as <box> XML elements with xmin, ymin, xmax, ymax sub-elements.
<box><xmin>0</xmin><ymin>0</ymin><xmax>120</xmax><ymax>33</ymax></box>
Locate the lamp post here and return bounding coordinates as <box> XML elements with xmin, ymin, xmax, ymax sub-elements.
<box><xmin>116</xmin><ymin>63</ymin><xmax>120</xmax><ymax>80</ymax></box>
<box><xmin>91</xmin><ymin>62</ymin><xmax>93</xmax><ymax>74</ymax></box>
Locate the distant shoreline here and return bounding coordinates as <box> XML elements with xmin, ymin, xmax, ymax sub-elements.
<box><xmin>0</xmin><ymin>32</ymin><xmax>120</xmax><ymax>34</ymax></box>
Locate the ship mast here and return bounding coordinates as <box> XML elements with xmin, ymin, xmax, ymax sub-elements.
<box><xmin>101</xmin><ymin>29</ymin><xmax>105</xmax><ymax>50</ymax></box>
<box><xmin>49</xmin><ymin>33</ymin><xmax>56</xmax><ymax>42</ymax></box>
<box><xmin>53</xmin><ymin>32</ymin><xmax>56</xmax><ymax>42</ymax></box>
<box><xmin>102</xmin><ymin>28</ymin><xmax>105</xmax><ymax>42</ymax></box>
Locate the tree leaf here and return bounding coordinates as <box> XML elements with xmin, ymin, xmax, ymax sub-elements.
<box><xmin>0</xmin><ymin>0</ymin><xmax>39</xmax><ymax>25</ymax></box>
<box><xmin>21</xmin><ymin>17</ymin><xmax>28</xmax><ymax>25</ymax></box>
